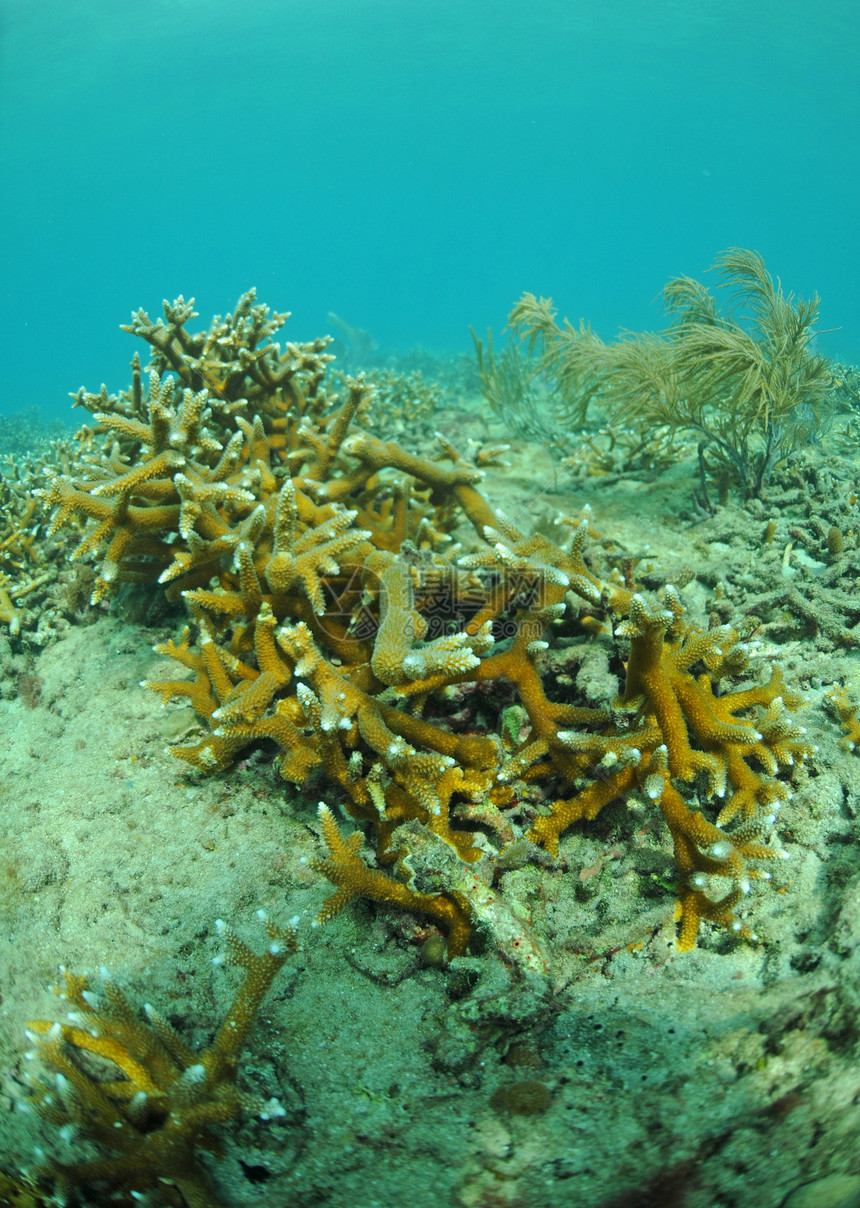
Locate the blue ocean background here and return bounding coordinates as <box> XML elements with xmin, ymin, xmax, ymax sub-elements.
<box><xmin>1</xmin><ymin>0</ymin><xmax>858</xmax><ymax>421</ymax></box>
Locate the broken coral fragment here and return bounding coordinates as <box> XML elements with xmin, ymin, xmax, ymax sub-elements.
<box><xmin>25</xmin><ymin>913</ymin><xmax>297</xmax><ymax>1207</ymax></box>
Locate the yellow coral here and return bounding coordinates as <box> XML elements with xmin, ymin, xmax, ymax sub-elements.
<box><xmin>829</xmin><ymin>685</ymin><xmax>860</xmax><ymax>751</ymax></box>
<box><xmin>44</xmin><ymin>293</ymin><xmax>814</xmax><ymax>955</ymax></box>
<box><xmin>312</xmin><ymin>803</ymin><xmax>472</xmax><ymax>955</ymax></box>
<box><xmin>529</xmin><ymin>590</ymin><xmax>811</xmax><ymax>947</ymax></box>
<box><xmin>25</xmin><ymin>914</ymin><xmax>297</xmax><ymax>1207</ymax></box>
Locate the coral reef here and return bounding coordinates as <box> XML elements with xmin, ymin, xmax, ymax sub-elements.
<box><xmin>0</xmin><ymin>436</ymin><xmax>96</xmax><ymax>649</ymax></box>
<box><xmin>350</xmin><ymin>365</ymin><xmax>448</xmax><ymax>444</ymax></box>
<box><xmin>0</xmin><ymin>407</ymin><xmax>70</xmax><ymax>460</ymax></box>
<box><xmin>9</xmin><ymin>289</ymin><xmax>860</xmax><ymax>1208</ymax></box>
<box><xmin>38</xmin><ymin>291</ymin><xmax>814</xmax><ymax>965</ymax></box>
<box><xmin>23</xmin><ymin>914</ymin><xmax>297</xmax><ymax>1207</ymax></box>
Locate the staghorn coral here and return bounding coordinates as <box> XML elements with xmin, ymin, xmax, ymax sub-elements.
<box><xmin>348</xmin><ymin>365</ymin><xmax>448</xmax><ymax>439</ymax></box>
<box><xmin>828</xmin><ymin>686</ymin><xmax>860</xmax><ymax>751</ymax></box>
<box><xmin>526</xmin><ymin>589</ymin><xmax>813</xmax><ymax>949</ymax></box>
<box><xmin>0</xmin><ymin>1167</ymin><xmax>46</xmax><ymax>1205</ymax></box>
<box><xmin>312</xmin><ymin>802</ymin><xmax>473</xmax><ymax>957</ymax></box>
<box><xmin>23</xmin><ymin>913</ymin><xmax>297</xmax><ymax>1207</ymax></box>
<box><xmin>40</xmin><ymin>292</ymin><xmax>814</xmax><ymax>960</ymax></box>
<box><xmin>0</xmin><ymin>438</ymin><xmax>95</xmax><ymax>648</ymax></box>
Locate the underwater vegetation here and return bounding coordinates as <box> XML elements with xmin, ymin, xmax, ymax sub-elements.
<box><xmin>34</xmin><ymin>288</ymin><xmax>813</xmax><ymax>972</ymax></box>
<box><xmin>476</xmin><ymin>248</ymin><xmax>832</xmax><ymax>499</ymax></box>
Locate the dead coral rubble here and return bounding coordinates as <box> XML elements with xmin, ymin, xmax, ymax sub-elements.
<box><xmin>40</xmin><ymin>291</ymin><xmax>813</xmax><ymax>962</ymax></box>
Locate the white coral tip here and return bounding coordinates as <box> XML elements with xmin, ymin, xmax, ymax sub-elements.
<box><xmin>260</xmin><ymin>1096</ymin><xmax>286</xmax><ymax>1119</ymax></box>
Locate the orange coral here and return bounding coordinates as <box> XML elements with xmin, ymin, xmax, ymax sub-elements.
<box><xmin>829</xmin><ymin>685</ymin><xmax>860</xmax><ymax>751</ymax></box>
<box><xmin>312</xmin><ymin>803</ymin><xmax>472</xmax><ymax>955</ymax></box>
<box><xmin>25</xmin><ymin>914</ymin><xmax>296</xmax><ymax>1207</ymax></box>
<box><xmin>43</xmin><ymin>293</ymin><xmax>814</xmax><ymax>955</ymax></box>
<box><xmin>529</xmin><ymin>590</ymin><xmax>812</xmax><ymax>947</ymax></box>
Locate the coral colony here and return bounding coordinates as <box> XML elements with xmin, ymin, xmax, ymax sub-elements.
<box><xmin>18</xmin><ymin>273</ymin><xmax>818</xmax><ymax>1200</ymax></box>
<box><xmin>41</xmin><ymin>289</ymin><xmax>811</xmax><ymax>953</ymax></box>
<box><xmin>24</xmin><ymin>915</ymin><xmax>297</xmax><ymax>1206</ymax></box>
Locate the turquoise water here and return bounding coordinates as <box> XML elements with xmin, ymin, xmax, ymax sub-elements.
<box><xmin>1</xmin><ymin>0</ymin><xmax>858</xmax><ymax>416</ymax></box>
